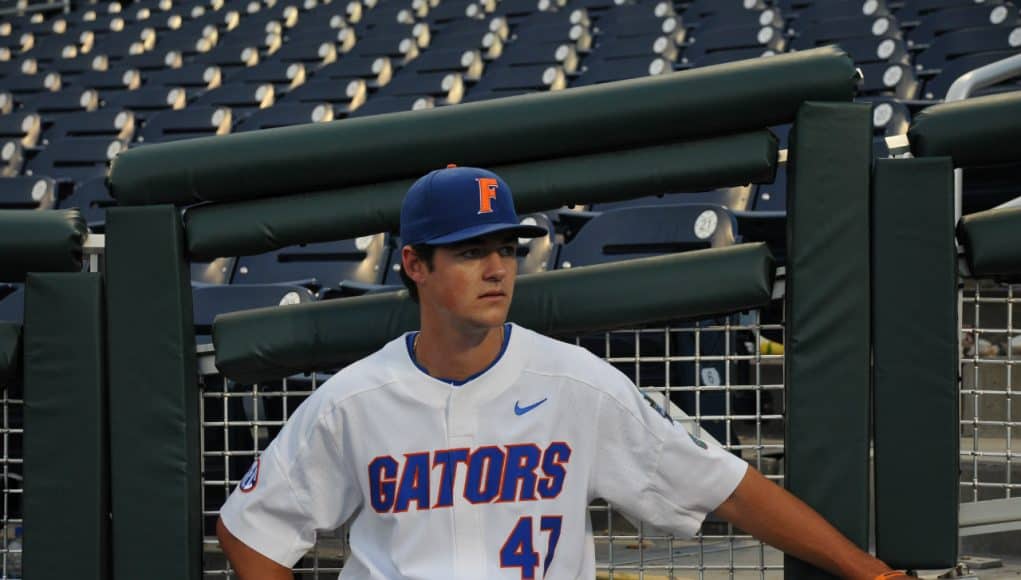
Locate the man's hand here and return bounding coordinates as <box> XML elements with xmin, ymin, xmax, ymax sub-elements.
<box><xmin>714</xmin><ymin>467</ymin><xmax>895</xmax><ymax>580</ymax></box>
<box><xmin>216</xmin><ymin>517</ymin><xmax>294</xmax><ymax>580</ymax></box>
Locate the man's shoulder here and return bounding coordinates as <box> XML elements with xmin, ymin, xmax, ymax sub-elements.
<box><xmin>514</xmin><ymin>325</ymin><xmax>628</xmax><ymax>391</ymax></box>
<box><xmin>314</xmin><ymin>336</ymin><xmax>406</xmax><ymax>404</ymax></box>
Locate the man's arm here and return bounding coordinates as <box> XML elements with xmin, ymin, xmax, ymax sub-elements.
<box><xmin>216</xmin><ymin>517</ymin><xmax>294</xmax><ymax>580</ymax></box>
<box><xmin>714</xmin><ymin>467</ymin><xmax>895</xmax><ymax>580</ymax></box>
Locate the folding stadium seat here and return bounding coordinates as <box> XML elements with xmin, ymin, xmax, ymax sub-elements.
<box><xmin>85</xmin><ymin>29</ymin><xmax>154</xmax><ymax>60</ymax></box>
<box><xmin>104</xmin><ymin>85</ymin><xmax>187</xmax><ymax>117</ymax></box>
<box><xmin>0</xmin><ymin>140</ymin><xmax>25</xmax><ymax>177</ymax></box>
<box><xmin>348</xmin><ymin>94</ymin><xmax>433</xmax><ymax>116</ymax></box>
<box><xmin>143</xmin><ymin>62</ymin><xmax>223</xmax><ymax>90</ymax></box>
<box><xmin>233</xmin><ymin>101</ymin><xmax>334</xmax><ymax>131</ymax></box>
<box><xmin>465</xmin><ymin>62</ymin><xmax>566</xmax><ymax>99</ymax></box>
<box><xmin>833</xmin><ymin>35</ymin><xmax>911</xmax><ymax>66</ymax></box>
<box><xmin>0</xmin><ymin>176</ymin><xmax>57</xmax><ymax>209</ymax></box>
<box><xmin>909</xmin><ymin>2</ymin><xmax>1021</xmax><ymax>45</ymax></box>
<box><xmin>684</xmin><ymin>23</ymin><xmax>786</xmax><ymax>64</ymax></box>
<box><xmin>587</xmin><ymin>187</ymin><xmax>754</xmax><ymax>213</ymax></box>
<box><xmin>21</xmin><ymin>87</ymin><xmax>101</xmax><ymax>116</ymax></box>
<box><xmin>192</xmin><ymin>283</ymin><xmax>315</xmax><ymax>343</ymax></box>
<box><xmin>348</xmin><ymin>33</ymin><xmax>422</xmax><ymax>63</ymax></box>
<box><xmin>401</xmin><ymin>46</ymin><xmax>485</xmax><ymax>81</ymax></box>
<box><xmin>359</xmin><ymin>1</ymin><xmax>420</xmax><ymax>32</ymax></box>
<box><xmin>277</xmin><ymin>77</ymin><xmax>367</xmax><ymax>111</ymax></box>
<box><xmin>685</xmin><ymin>0</ymin><xmax>765</xmax><ymax>20</ymax></box>
<box><xmin>572</xmin><ymin>55</ymin><xmax>670</xmax><ymax>86</ymax></box>
<box><xmin>273</xmin><ymin>38</ymin><xmax>338</xmax><ymax>65</ymax></box>
<box><xmin>868</xmin><ymin>99</ymin><xmax>910</xmax><ymax>137</ymax></box>
<box><xmin>19</xmin><ymin>32</ymin><xmax>80</xmax><ymax>63</ymax></box>
<box><xmin>43</xmin><ymin>109</ymin><xmax>136</xmax><ymax>143</ymax></box>
<box><xmin>374</xmin><ymin>69</ymin><xmax>466</xmax><ymax>102</ymax></box>
<box><xmin>896</xmin><ymin>0</ymin><xmax>1005</xmax><ymax>22</ymax></box>
<box><xmin>791</xmin><ymin>13</ymin><xmax>902</xmax><ymax>50</ymax></box>
<box><xmin>857</xmin><ymin>61</ymin><xmax>918</xmax><ymax>98</ymax></box>
<box><xmin>115</xmin><ymin>50</ymin><xmax>181</xmax><ymax>72</ymax></box>
<box><xmin>56</xmin><ymin>175</ymin><xmax>116</xmax><ymax>231</ymax></box>
<box><xmin>497</xmin><ymin>41</ymin><xmax>580</xmax><ymax>73</ymax></box>
<box><xmin>1</xmin><ymin>71</ymin><xmax>62</xmax><ymax>96</ymax></box>
<box><xmin>24</xmin><ymin>137</ymin><xmax>126</xmax><ymax>181</ymax></box>
<box><xmin>137</xmin><ymin>106</ymin><xmax>232</xmax><ymax>144</ymax></box>
<box><xmin>513</xmin><ymin>21</ymin><xmax>593</xmax><ymax>52</ymax></box>
<box><xmin>231</xmin><ymin>234</ymin><xmax>390</xmax><ymax>293</ymax></box>
<box><xmin>317</xmin><ymin>54</ymin><xmax>395</xmax><ymax>88</ymax></box>
<box><xmin>585</xmin><ymin>34</ymin><xmax>677</xmax><ymax>62</ymax></box>
<box><xmin>428</xmin><ymin>20</ymin><xmax>505</xmax><ymax>58</ymax></box>
<box><xmin>192</xmin><ymin>256</ymin><xmax>236</xmax><ymax>285</ymax></box>
<box><xmin>697</xmin><ymin>5</ymin><xmax>785</xmax><ymax>30</ymax></box>
<box><xmin>491</xmin><ymin>0</ymin><xmax>545</xmax><ymax>20</ymax></box>
<box><xmin>914</xmin><ymin>25</ymin><xmax>1021</xmax><ymax>70</ymax></box>
<box><xmin>192</xmin><ymin>83</ymin><xmax>274</xmax><ymax>116</ymax></box>
<box><xmin>0</xmin><ymin>111</ymin><xmax>41</xmax><ymax>148</ymax></box>
<box><xmin>427</xmin><ymin>0</ymin><xmax>476</xmax><ymax>26</ymax></box>
<box><xmin>69</xmin><ymin>68</ymin><xmax>143</xmax><ymax>98</ymax></box>
<box><xmin>223</xmin><ymin>60</ymin><xmax>306</xmax><ymax>93</ymax></box>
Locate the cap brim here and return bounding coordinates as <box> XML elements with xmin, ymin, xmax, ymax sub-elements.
<box><xmin>423</xmin><ymin>222</ymin><xmax>548</xmax><ymax>245</ymax></box>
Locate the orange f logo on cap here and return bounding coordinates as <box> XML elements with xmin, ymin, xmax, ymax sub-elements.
<box><xmin>477</xmin><ymin>177</ymin><xmax>498</xmax><ymax>214</ymax></box>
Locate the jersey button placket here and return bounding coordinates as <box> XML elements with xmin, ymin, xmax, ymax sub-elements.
<box><xmin>447</xmin><ymin>388</ymin><xmax>486</xmax><ymax>580</ymax></box>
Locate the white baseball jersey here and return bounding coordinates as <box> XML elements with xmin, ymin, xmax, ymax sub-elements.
<box><xmin>220</xmin><ymin>323</ymin><xmax>748</xmax><ymax>579</ymax></box>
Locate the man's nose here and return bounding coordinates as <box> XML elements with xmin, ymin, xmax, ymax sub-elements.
<box><xmin>483</xmin><ymin>250</ymin><xmax>507</xmax><ymax>280</ymax></box>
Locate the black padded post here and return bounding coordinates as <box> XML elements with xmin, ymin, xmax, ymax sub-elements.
<box><xmin>105</xmin><ymin>206</ymin><xmax>200</xmax><ymax>580</ymax></box>
<box><xmin>23</xmin><ymin>273</ymin><xmax>109</xmax><ymax>579</ymax></box>
<box><xmin>872</xmin><ymin>157</ymin><xmax>958</xmax><ymax>568</ymax></box>
<box><xmin>785</xmin><ymin>101</ymin><xmax>872</xmax><ymax>580</ymax></box>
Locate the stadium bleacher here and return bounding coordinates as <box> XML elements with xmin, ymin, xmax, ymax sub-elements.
<box><xmin>0</xmin><ymin>0</ymin><xmax>1018</xmax><ymax>572</ymax></box>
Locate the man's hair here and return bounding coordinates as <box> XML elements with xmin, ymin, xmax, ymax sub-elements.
<box><xmin>399</xmin><ymin>244</ymin><xmax>435</xmax><ymax>303</ymax></box>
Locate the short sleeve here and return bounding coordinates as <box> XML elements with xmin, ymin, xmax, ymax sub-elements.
<box><xmin>218</xmin><ymin>388</ymin><xmax>362</xmax><ymax>567</ymax></box>
<box><xmin>590</xmin><ymin>366</ymin><xmax>748</xmax><ymax>538</ymax></box>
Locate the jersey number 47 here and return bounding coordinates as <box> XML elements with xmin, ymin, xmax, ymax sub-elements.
<box><xmin>500</xmin><ymin>515</ymin><xmax>562</xmax><ymax>579</ymax></box>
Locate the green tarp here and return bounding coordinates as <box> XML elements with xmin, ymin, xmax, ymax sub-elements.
<box><xmin>214</xmin><ymin>243</ymin><xmax>776</xmax><ymax>384</ymax></box>
<box><xmin>185</xmin><ymin>131</ymin><xmax>778</xmax><ymax>259</ymax></box>
<box><xmin>109</xmin><ymin>46</ymin><xmax>856</xmax><ymax>206</ymax></box>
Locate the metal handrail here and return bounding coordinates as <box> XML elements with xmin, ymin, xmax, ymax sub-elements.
<box><xmin>946</xmin><ymin>53</ymin><xmax>1021</xmax><ymax>226</ymax></box>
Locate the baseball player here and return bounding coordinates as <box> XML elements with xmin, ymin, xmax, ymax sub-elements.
<box><xmin>217</xmin><ymin>165</ymin><xmax>908</xmax><ymax>580</ymax></box>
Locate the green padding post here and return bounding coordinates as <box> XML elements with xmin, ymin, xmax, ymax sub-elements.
<box><xmin>109</xmin><ymin>46</ymin><xmax>855</xmax><ymax>206</ymax></box>
<box><xmin>872</xmin><ymin>157</ymin><xmax>958</xmax><ymax>568</ymax></box>
<box><xmin>0</xmin><ymin>322</ymin><xmax>20</xmax><ymax>385</ymax></box>
<box><xmin>0</xmin><ymin>209</ymin><xmax>88</xmax><ymax>282</ymax></box>
<box><xmin>214</xmin><ymin>243</ymin><xmax>775</xmax><ymax>384</ymax></box>
<box><xmin>106</xmin><ymin>206</ymin><xmax>200</xmax><ymax>580</ymax></box>
<box><xmin>908</xmin><ymin>92</ymin><xmax>1021</xmax><ymax>168</ymax></box>
<box><xmin>958</xmin><ymin>206</ymin><xmax>1021</xmax><ymax>281</ymax></box>
<box><xmin>785</xmin><ymin>101</ymin><xmax>872</xmax><ymax>580</ymax></box>
<box><xmin>23</xmin><ymin>273</ymin><xmax>109</xmax><ymax>579</ymax></box>
<box><xmin>185</xmin><ymin>131</ymin><xmax>778</xmax><ymax>259</ymax></box>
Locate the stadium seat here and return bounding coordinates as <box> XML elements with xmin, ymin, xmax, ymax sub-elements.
<box><xmin>192</xmin><ymin>283</ymin><xmax>315</xmax><ymax>343</ymax></box>
<box><xmin>0</xmin><ymin>285</ymin><xmax>23</xmax><ymax>323</ymax></box>
<box><xmin>24</xmin><ymin>137</ymin><xmax>125</xmax><ymax>181</ymax></box>
<box><xmin>0</xmin><ymin>175</ymin><xmax>56</xmax><ymax>209</ymax></box>
<box><xmin>234</xmin><ymin>101</ymin><xmax>333</xmax><ymax>131</ymax></box>
<box><xmin>56</xmin><ymin>175</ymin><xmax>116</xmax><ymax>230</ymax></box>
<box><xmin>143</xmin><ymin>62</ymin><xmax>223</xmax><ymax>89</ymax></box>
<box><xmin>43</xmin><ymin>109</ymin><xmax>136</xmax><ymax>143</ymax></box>
<box><xmin>137</xmin><ymin>106</ymin><xmax>232</xmax><ymax>144</ymax></box>
<box><xmin>231</xmin><ymin>234</ymin><xmax>390</xmax><ymax>293</ymax></box>
<box><xmin>0</xmin><ymin>111</ymin><xmax>42</xmax><ymax>147</ymax></box>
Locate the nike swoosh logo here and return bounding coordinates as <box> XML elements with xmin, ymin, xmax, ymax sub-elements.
<box><xmin>514</xmin><ymin>398</ymin><xmax>548</xmax><ymax>416</ymax></box>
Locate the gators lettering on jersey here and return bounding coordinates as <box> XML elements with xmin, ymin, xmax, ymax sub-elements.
<box><xmin>219</xmin><ymin>324</ymin><xmax>748</xmax><ymax>580</ymax></box>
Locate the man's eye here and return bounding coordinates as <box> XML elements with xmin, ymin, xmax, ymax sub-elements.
<box><xmin>461</xmin><ymin>248</ymin><xmax>482</xmax><ymax>259</ymax></box>
<box><xmin>499</xmin><ymin>245</ymin><xmax>516</xmax><ymax>257</ymax></box>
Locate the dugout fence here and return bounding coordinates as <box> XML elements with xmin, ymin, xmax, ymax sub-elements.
<box><xmin>3</xmin><ymin>46</ymin><xmax>1021</xmax><ymax>580</ymax></box>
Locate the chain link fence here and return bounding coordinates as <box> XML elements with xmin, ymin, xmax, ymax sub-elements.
<box><xmin>0</xmin><ymin>380</ymin><xmax>22</xmax><ymax>580</ymax></box>
<box><xmin>199</xmin><ymin>306</ymin><xmax>786</xmax><ymax>579</ymax></box>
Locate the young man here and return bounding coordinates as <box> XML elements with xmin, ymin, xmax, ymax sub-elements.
<box><xmin>217</xmin><ymin>165</ymin><xmax>906</xmax><ymax>580</ymax></box>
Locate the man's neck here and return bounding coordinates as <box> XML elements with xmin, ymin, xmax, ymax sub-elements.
<box><xmin>414</xmin><ymin>322</ymin><xmax>506</xmax><ymax>382</ymax></box>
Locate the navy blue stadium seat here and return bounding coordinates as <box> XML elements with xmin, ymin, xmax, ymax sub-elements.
<box><xmin>138</xmin><ymin>106</ymin><xmax>232</xmax><ymax>144</ymax></box>
<box><xmin>43</xmin><ymin>109</ymin><xmax>136</xmax><ymax>143</ymax></box>
<box><xmin>0</xmin><ymin>175</ymin><xmax>56</xmax><ymax>209</ymax></box>
<box><xmin>143</xmin><ymin>62</ymin><xmax>223</xmax><ymax>89</ymax></box>
<box><xmin>234</xmin><ymin>102</ymin><xmax>333</xmax><ymax>131</ymax></box>
<box><xmin>56</xmin><ymin>175</ymin><xmax>116</xmax><ymax>231</ymax></box>
<box><xmin>231</xmin><ymin>234</ymin><xmax>390</xmax><ymax>293</ymax></box>
<box><xmin>0</xmin><ymin>111</ymin><xmax>41</xmax><ymax>147</ymax></box>
<box><xmin>192</xmin><ymin>283</ymin><xmax>315</xmax><ymax>343</ymax></box>
<box><xmin>24</xmin><ymin>137</ymin><xmax>125</xmax><ymax>181</ymax></box>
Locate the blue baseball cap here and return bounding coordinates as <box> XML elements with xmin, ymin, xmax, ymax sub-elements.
<box><xmin>400</xmin><ymin>165</ymin><xmax>548</xmax><ymax>246</ymax></box>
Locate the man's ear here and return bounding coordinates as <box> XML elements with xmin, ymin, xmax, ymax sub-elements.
<box><xmin>402</xmin><ymin>246</ymin><xmax>427</xmax><ymax>284</ymax></box>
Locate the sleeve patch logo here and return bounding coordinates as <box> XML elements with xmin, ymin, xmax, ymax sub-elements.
<box><xmin>240</xmin><ymin>457</ymin><xmax>260</xmax><ymax>493</ymax></box>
